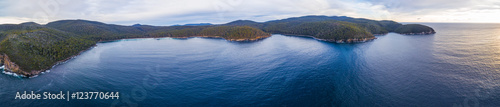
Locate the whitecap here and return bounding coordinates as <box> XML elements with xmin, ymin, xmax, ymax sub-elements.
<box><xmin>29</xmin><ymin>75</ymin><xmax>38</xmax><ymax>78</ymax></box>
<box><xmin>2</xmin><ymin>70</ymin><xmax>25</xmax><ymax>78</ymax></box>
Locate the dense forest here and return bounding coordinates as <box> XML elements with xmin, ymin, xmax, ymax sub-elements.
<box><xmin>262</xmin><ymin>20</ymin><xmax>374</xmax><ymax>41</ymax></box>
<box><xmin>395</xmin><ymin>24</ymin><xmax>436</xmax><ymax>34</ymax></box>
<box><xmin>0</xmin><ymin>24</ymin><xmax>94</xmax><ymax>72</ymax></box>
<box><xmin>0</xmin><ymin>15</ymin><xmax>435</xmax><ymax>77</ymax></box>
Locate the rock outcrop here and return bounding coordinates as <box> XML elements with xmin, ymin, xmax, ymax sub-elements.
<box><xmin>0</xmin><ymin>54</ymin><xmax>23</xmax><ymax>75</ymax></box>
<box><xmin>0</xmin><ymin>54</ymin><xmax>45</xmax><ymax>77</ymax></box>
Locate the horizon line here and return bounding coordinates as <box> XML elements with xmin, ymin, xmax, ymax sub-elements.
<box><xmin>3</xmin><ymin>18</ymin><xmax>500</xmax><ymax>26</ymax></box>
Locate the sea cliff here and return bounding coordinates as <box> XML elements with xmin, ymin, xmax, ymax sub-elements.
<box><xmin>0</xmin><ymin>54</ymin><xmax>40</xmax><ymax>77</ymax></box>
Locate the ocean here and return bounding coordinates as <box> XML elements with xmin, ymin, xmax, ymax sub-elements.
<box><xmin>1</xmin><ymin>23</ymin><xmax>499</xmax><ymax>106</ymax></box>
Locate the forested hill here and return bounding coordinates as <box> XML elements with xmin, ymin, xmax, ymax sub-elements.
<box><xmin>222</xmin><ymin>15</ymin><xmax>435</xmax><ymax>41</ymax></box>
<box><xmin>0</xmin><ymin>15</ymin><xmax>435</xmax><ymax>77</ymax></box>
<box><xmin>0</xmin><ymin>23</ymin><xmax>95</xmax><ymax>76</ymax></box>
<box><xmin>228</xmin><ymin>15</ymin><xmax>435</xmax><ymax>35</ymax></box>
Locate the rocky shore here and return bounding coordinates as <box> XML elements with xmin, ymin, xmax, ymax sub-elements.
<box><xmin>282</xmin><ymin>34</ymin><xmax>377</xmax><ymax>43</ymax></box>
<box><xmin>398</xmin><ymin>31</ymin><xmax>436</xmax><ymax>35</ymax></box>
<box><xmin>168</xmin><ymin>35</ymin><xmax>271</xmax><ymax>42</ymax></box>
<box><xmin>0</xmin><ymin>44</ymin><xmax>96</xmax><ymax>78</ymax></box>
<box><xmin>225</xmin><ymin>35</ymin><xmax>271</xmax><ymax>41</ymax></box>
<box><xmin>329</xmin><ymin>37</ymin><xmax>377</xmax><ymax>43</ymax></box>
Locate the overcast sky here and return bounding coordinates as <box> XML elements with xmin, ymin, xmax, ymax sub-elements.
<box><xmin>1</xmin><ymin>0</ymin><xmax>499</xmax><ymax>25</ymax></box>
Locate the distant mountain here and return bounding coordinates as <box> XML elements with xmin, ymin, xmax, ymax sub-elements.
<box><xmin>0</xmin><ymin>15</ymin><xmax>435</xmax><ymax>77</ymax></box>
<box><xmin>20</xmin><ymin>22</ymin><xmax>41</xmax><ymax>26</ymax></box>
<box><xmin>224</xmin><ymin>20</ymin><xmax>264</xmax><ymax>28</ymax></box>
<box><xmin>172</xmin><ymin>23</ymin><xmax>213</xmax><ymax>26</ymax></box>
<box><xmin>132</xmin><ymin>24</ymin><xmax>142</xmax><ymax>27</ymax></box>
<box><xmin>185</xmin><ymin>23</ymin><xmax>212</xmax><ymax>26</ymax></box>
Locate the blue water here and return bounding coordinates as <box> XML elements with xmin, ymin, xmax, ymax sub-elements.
<box><xmin>1</xmin><ymin>23</ymin><xmax>500</xmax><ymax>106</ymax></box>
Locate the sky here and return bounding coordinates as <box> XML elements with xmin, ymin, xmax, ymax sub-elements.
<box><xmin>0</xmin><ymin>0</ymin><xmax>499</xmax><ymax>26</ymax></box>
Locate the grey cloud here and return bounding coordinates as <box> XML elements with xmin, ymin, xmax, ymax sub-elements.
<box><xmin>1</xmin><ymin>0</ymin><xmax>499</xmax><ymax>24</ymax></box>
<box><xmin>364</xmin><ymin>0</ymin><xmax>474</xmax><ymax>11</ymax></box>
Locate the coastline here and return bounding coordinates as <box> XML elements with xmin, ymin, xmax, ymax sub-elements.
<box><xmin>1</xmin><ymin>32</ymin><xmax>421</xmax><ymax>78</ymax></box>
<box><xmin>98</xmin><ymin>35</ymin><xmax>271</xmax><ymax>42</ymax></box>
<box><xmin>0</xmin><ymin>33</ymin><xmax>412</xmax><ymax>78</ymax></box>
<box><xmin>398</xmin><ymin>31</ymin><xmax>436</xmax><ymax>35</ymax></box>
<box><xmin>280</xmin><ymin>34</ymin><xmax>377</xmax><ymax>43</ymax></box>
<box><xmin>1</xmin><ymin>44</ymin><xmax>97</xmax><ymax>78</ymax></box>
<box><xmin>166</xmin><ymin>35</ymin><xmax>272</xmax><ymax>42</ymax></box>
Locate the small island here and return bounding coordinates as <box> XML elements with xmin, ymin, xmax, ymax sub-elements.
<box><xmin>0</xmin><ymin>15</ymin><xmax>435</xmax><ymax>77</ymax></box>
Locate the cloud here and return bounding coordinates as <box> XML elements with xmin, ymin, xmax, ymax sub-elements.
<box><xmin>362</xmin><ymin>0</ymin><xmax>500</xmax><ymax>22</ymax></box>
<box><xmin>0</xmin><ymin>0</ymin><xmax>500</xmax><ymax>25</ymax></box>
<box><xmin>365</xmin><ymin>0</ymin><xmax>474</xmax><ymax>11</ymax></box>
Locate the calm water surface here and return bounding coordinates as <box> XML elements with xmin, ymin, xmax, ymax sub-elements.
<box><xmin>1</xmin><ymin>23</ymin><xmax>500</xmax><ymax>106</ymax></box>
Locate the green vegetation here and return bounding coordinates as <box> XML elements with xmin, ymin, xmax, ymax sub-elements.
<box><xmin>0</xmin><ymin>15</ymin><xmax>435</xmax><ymax>76</ymax></box>
<box><xmin>224</xmin><ymin>20</ymin><xmax>264</xmax><ymax>29</ymax></box>
<box><xmin>45</xmin><ymin>20</ymin><xmax>148</xmax><ymax>41</ymax></box>
<box><xmin>395</xmin><ymin>24</ymin><xmax>436</xmax><ymax>34</ymax></box>
<box><xmin>146</xmin><ymin>25</ymin><xmax>270</xmax><ymax>40</ymax></box>
<box><xmin>0</xmin><ymin>24</ymin><xmax>94</xmax><ymax>72</ymax></box>
<box><xmin>200</xmin><ymin>26</ymin><xmax>270</xmax><ymax>40</ymax></box>
<box><xmin>221</xmin><ymin>15</ymin><xmax>435</xmax><ymax>41</ymax></box>
<box><xmin>261</xmin><ymin>15</ymin><xmax>402</xmax><ymax>34</ymax></box>
<box><xmin>263</xmin><ymin>20</ymin><xmax>373</xmax><ymax>40</ymax></box>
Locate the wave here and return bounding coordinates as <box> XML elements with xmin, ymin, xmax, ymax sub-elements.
<box><xmin>29</xmin><ymin>75</ymin><xmax>38</xmax><ymax>78</ymax></box>
<box><xmin>42</xmin><ymin>70</ymin><xmax>51</xmax><ymax>74</ymax></box>
<box><xmin>35</xmin><ymin>80</ymin><xmax>53</xmax><ymax>93</ymax></box>
<box><xmin>2</xmin><ymin>69</ymin><xmax>51</xmax><ymax>78</ymax></box>
<box><xmin>2</xmin><ymin>70</ymin><xmax>26</xmax><ymax>78</ymax></box>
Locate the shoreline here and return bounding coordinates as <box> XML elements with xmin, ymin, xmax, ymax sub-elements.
<box><xmin>98</xmin><ymin>35</ymin><xmax>272</xmax><ymax>42</ymax></box>
<box><xmin>1</xmin><ymin>44</ymin><xmax>98</xmax><ymax>78</ymax></box>
<box><xmin>279</xmin><ymin>34</ymin><xmax>377</xmax><ymax>43</ymax></box>
<box><xmin>398</xmin><ymin>31</ymin><xmax>436</xmax><ymax>35</ymax></box>
<box><xmin>1</xmin><ymin>33</ymin><xmax>391</xmax><ymax>78</ymax></box>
